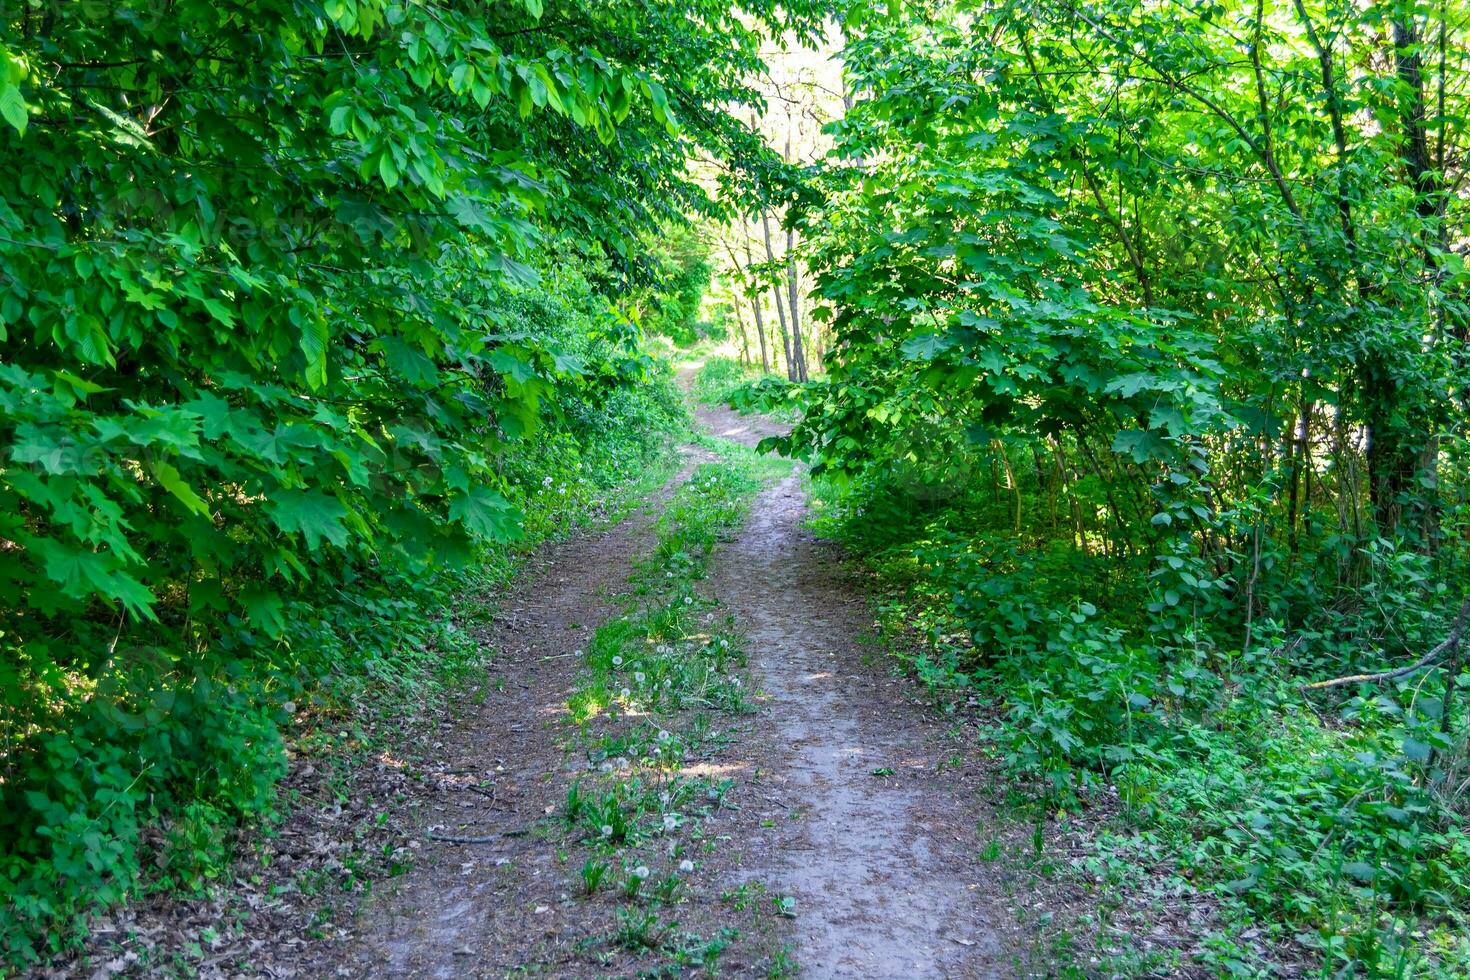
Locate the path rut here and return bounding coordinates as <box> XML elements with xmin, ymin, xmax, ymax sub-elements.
<box><xmin>695</xmin><ymin>400</ymin><xmax>1014</xmax><ymax>978</ymax></box>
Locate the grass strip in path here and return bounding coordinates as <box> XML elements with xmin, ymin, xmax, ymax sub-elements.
<box><xmin>551</xmin><ymin>444</ymin><xmax>801</xmax><ymax>976</ymax></box>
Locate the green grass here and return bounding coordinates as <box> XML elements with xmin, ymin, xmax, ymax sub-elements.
<box><xmin>554</xmin><ymin>446</ymin><xmax>789</xmax><ymax>969</ymax></box>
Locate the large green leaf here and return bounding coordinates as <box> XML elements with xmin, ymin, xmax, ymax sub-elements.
<box><xmin>266</xmin><ymin>490</ymin><xmax>350</xmax><ymax>550</ymax></box>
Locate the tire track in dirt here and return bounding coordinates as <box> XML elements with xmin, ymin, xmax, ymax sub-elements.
<box><xmin>296</xmin><ymin>446</ymin><xmax>717</xmax><ymax>979</ymax></box>
<box><xmin>695</xmin><ymin>398</ymin><xmax>1016</xmax><ymax>978</ymax></box>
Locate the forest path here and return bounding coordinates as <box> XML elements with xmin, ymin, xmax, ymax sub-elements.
<box><xmin>287</xmin><ymin>386</ymin><xmax>1016</xmax><ymax>978</ymax></box>
<box><xmin>691</xmin><ymin>396</ymin><xmax>1015</xmax><ymax>978</ymax></box>
<box><xmin>301</xmin><ymin>446</ymin><xmax>721</xmax><ymax>978</ymax></box>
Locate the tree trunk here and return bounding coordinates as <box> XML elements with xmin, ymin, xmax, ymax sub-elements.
<box><xmin>786</xmin><ymin>226</ymin><xmax>807</xmax><ymax>381</ymax></box>
<box><xmin>738</xmin><ymin>234</ymin><xmax>770</xmax><ymax>373</ymax></box>
<box><xmin>730</xmin><ymin>284</ymin><xmax>752</xmax><ymax>366</ymax></box>
<box><xmin>1371</xmin><ymin>11</ymin><xmax>1442</xmax><ymax>538</ymax></box>
<box><xmin>782</xmin><ymin>120</ymin><xmax>809</xmax><ymax>382</ymax></box>
<box><xmin>761</xmin><ymin>208</ymin><xmax>794</xmax><ymax>380</ymax></box>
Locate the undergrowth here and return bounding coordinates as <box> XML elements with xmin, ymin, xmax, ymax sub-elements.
<box><xmin>808</xmin><ymin>474</ymin><xmax>1470</xmax><ymax>978</ymax></box>
<box><xmin>1</xmin><ymin>353</ymin><xmax>686</xmax><ymax>969</ymax></box>
<box><xmin>691</xmin><ymin>356</ymin><xmax>801</xmax><ymax>422</ymax></box>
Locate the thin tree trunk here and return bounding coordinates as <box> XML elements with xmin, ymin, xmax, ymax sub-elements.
<box><xmin>783</xmin><ymin>120</ymin><xmax>809</xmax><ymax>382</ymax></box>
<box><xmin>723</xmin><ymin>243</ymin><xmax>753</xmax><ymax>367</ymax></box>
<box><xmin>786</xmin><ymin>226</ymin><xmax>807</xmax><ymax>381</ymax></box>
<box><xmin>730</xmin><ymin>284</ymin><xmax>751</xmax><ymax>366</ymax></box>
<box><xmin>738</xmin><ymin>234</ymin><xmax>770</xmax><ymax>373</ymax></box>
<box><xmin>761</xmin><ymin>208</ymin><xmax>794</xmax><ymax>380</ymax></box>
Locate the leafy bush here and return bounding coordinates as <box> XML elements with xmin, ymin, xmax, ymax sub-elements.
<box><xmin>640</xmin><ymin>227</ymin><xmax>715</xmax><ymax>346</ymax></box>
<box><xmin>690</xmin><ymin>357</ymin><xmax>757</xmax><ymax>405</ymax></box>
<box><xmin>0</xmin><ymin>273</ymin><xmax>686</xmax><ymax>966</ymax></box>
<box><xmin>810</xmin><ymin>462</ymin><xmax>1470</xmax><ymax>970</ymax></box>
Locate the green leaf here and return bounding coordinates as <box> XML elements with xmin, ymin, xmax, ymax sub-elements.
<box><xmin>448</xmin><ymin>486</ymin><xmax>524</xmax><ymax>542</ymax></box>
<box><xmin>240</xmin><ymin>586</ymin><xmax>286</xmax><ymax>637</ymax></box>
<box><xmin>149</xmin><ymin>460</ymin><xmax>212</xmax><ymax>517</ymax></box>
<box><xmin>32</xmin><ymin>538</ymin><xmax>156</xmax><ymax>619</ymax></box>
<box><xmin>489</xmin><ymin>347</ymin><xmax>538</xmax><ymax>385</ymax></box>
<box><xmin>0</xmin><ymin>82</ymin><xmax>26</xmax><ymax>136</ymax></box>
<box><xmin>297</xmin><ymin>312</ymin><xmax>329</xmax><ymax>389</ymax></box>
<box><xmin>378</xmin><ymin>151</ymin><xmax>399</xmax><ymax>190</ymax></box>
<box><xmin>900</xmin><ymin>333</ymin><xmax>956</xmax><ymax>360</ymax></box>
<box><xmin>1111</xmin><ymin>429</ymin><xmax>1169</xmax><ymax>463</ymax></box>
<box><xmin>267</xmin><ymin>490</ymin><xmax>350</xmax><ymax>550</ymax></box>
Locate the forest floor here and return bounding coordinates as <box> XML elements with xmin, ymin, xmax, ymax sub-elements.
<box><xmin>62</xmin><ymin>390</ymin><xmax>1042</xmax><ymax>979</ymax></box>
<box><xmin>300</xmin><ymin>394</ymin><xmax>1022</xmax><ymax>977</ymax></box>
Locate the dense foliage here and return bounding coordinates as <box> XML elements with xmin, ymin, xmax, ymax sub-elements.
<box><xmin>639</xmin><ymin>226</ymin><xmax>717</xmax><ymax>345</ymax></box>
<box><xmin>770</xmin><ymin>0</ymin><xmax>1470</xmax><ymax>971</ymax></box>
<box><xmin>0</xmin><ymin>0</ymin><xmax>820</xmax><ymax>965</ymax></box>
<box><xmin>10</xmin><ymin>0</ymin><xmax>1470</xmax><ymax>970</ymax></box>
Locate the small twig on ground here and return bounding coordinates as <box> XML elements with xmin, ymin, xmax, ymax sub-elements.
<box><xmin>427</xmin><ymin>828</ymin><xmax>527</xmax><ymax>844</ymax></box>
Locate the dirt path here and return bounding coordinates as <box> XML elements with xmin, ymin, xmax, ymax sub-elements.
<box><xmin>692</xmin><ymin>400</ymin><xmax>1015</xmax><ymax>979</ymax></box>
<box><xmin>289</xmin><ymin>447</ymin><xmax>717</xmax><ymax>979</ymax></box>
<box><xmin>270</xmin><ymin>394</ymin><xmax>1017</xmax><ymax>979</ymax></box>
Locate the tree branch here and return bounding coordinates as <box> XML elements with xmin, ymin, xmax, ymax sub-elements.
<box><xmin>1302</xmin><ymin>597</ymin><xmax>1470</xmax><ymax>690</ymax></box>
